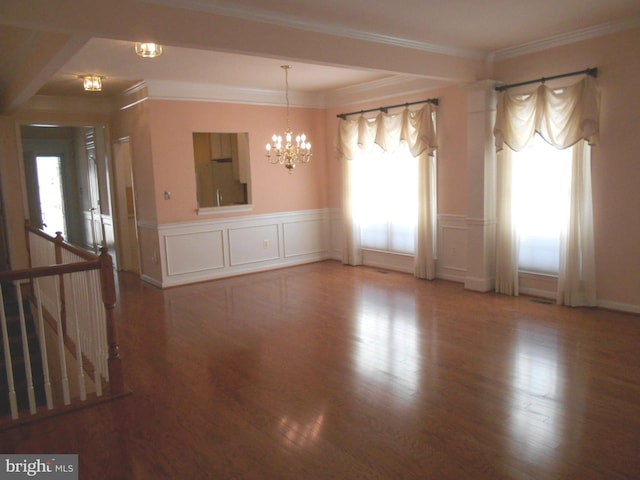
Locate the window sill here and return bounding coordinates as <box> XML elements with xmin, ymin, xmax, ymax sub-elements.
<box><xmin>197</xmin><ymin>204</ymin><xmax>254</xmax><ymax>216</ymax></box>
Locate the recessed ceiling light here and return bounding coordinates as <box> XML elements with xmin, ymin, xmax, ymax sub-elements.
<box><xmin>135</xmin><ymin>42</ymin><xmax>163</xmax><ymax>58</ymax></box>
<box><xmin>78</xmin><ymin>74</ymin><xmax>105</xmax><ymax>92</ymax></box>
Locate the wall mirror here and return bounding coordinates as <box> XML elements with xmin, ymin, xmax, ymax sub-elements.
<box><xmin>193</xmin><ymin>132</ymin><xmax>251</xmax><ymax>209</ymax></box>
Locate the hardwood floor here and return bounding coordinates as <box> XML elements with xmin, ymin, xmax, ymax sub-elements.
<box><xmin>1</xmin><ymin>260</ymin><xmax>639</xmax><ymax>479</ymax></box>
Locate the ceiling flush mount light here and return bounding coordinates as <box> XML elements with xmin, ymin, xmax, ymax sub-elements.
<box><xmin>135</xmin><ymin>42</ymin><xmax>163</xmax><ymax>58</ymax></box>
<box><xmin>266</xmin><ymin>65</ymin><xmax>311</xmax><ymax>173</ymax></box>
<box><xmin>79</xmin><ymin>74</ymin><xmax>104</xmax><ymax>92</ymax></box>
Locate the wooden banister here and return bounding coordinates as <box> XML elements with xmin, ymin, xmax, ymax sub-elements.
<box><xmin>2</xmin><ymin>221</ymin><xmax>125</xmax><ymax>418</ymax></box>
<box><xmin>0</xmin><ymin>260</ymin><xmax>101</xmax><ymax>282</ymax></box>
<box><xmin>25</xmin><ymin>223</ymin><xmax>96</xmax><ymax>261</ymax></box>
<box><xmin>100</xmin><ymin>247</ymin><xmax>124</xmax><ymax>394</ymax></box>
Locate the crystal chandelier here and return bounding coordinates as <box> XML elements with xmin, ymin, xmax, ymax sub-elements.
<box><xmin>266</xmin><ymin>65</ymin><xmax>311</xmax><ymax>173</ymax></box>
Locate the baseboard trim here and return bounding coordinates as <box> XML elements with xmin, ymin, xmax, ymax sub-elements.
<box><xmin>597</xmin><ymin>299</ymin><xmax>640</xmax><ymax>315</ymax></box>
<box><xmin>464</xmin><ymin>275</ymin><xmax>494</xmax><ymax>292</ymax></box>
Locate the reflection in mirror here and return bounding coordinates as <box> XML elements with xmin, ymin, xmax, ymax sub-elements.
<box><xmin>193</xmin><ymin>132</ymin><xmax>251</xmax><ymax>208</ymax></box>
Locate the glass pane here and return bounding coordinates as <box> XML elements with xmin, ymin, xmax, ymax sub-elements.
<box><xmin>353</xmin><ymin>143</ymin><xmax>418</xmax><ymax>255</ymax></box>
<box><xmin>36</xmin><ymin>155</ymin><xmax>66</xmax><ymax>236</ymax></box>
<box><xmin>513</xmin><ymin>135</ymin><xmax>572</xmax><ymax>274</ymax></box>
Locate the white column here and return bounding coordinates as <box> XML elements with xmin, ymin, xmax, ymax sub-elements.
<box><xmin>465</xmin><ymin>80</ymin><xmax>497</xmax><ymax>292</ymax></box>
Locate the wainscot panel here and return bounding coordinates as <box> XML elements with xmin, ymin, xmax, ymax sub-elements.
<box><xmin>283</xmin><ymin>219</ymin><xmax>327</xmax><ymax>258</ymax></box>
<box><xmin>328</xmin><ymin>210</ymin><xmax>470</xmax><ymax>280</ymax></box>
<box><xmin>154</xmin><ymin>209</ymin><xmax>332</xmax><ymax>287</ymax></box>
<box><xmin>229</xmin><ymin>224</ymin><xmax>279</xmax><ymax>266</ymax></box>
<box><xmin>329</xmin><ymin>209</ymin><xmax>342</xmax><ymax>260</ymax></box>
<box><xmin>165</xmin><ymin>229</ymin><xmax>225</xmax><ymax>276</ymax></box>
<box><xmin>436</xmin><ymin>214</ymin><xmax>468</xmax><ymax>283</ymax></box>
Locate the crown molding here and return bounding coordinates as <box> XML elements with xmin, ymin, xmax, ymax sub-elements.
<box><xmin>139</xmin><ymin>76</ymin><xmax>455</xmax><ymax>110</ymax></box>
<box><xmin>22</xmin><ymin>95</ymin><xmax>114</xmax><ymax>114</ymax></box>
<box><xmin>491</xmin><ymin>14</ymin><xmax>640</xmax><ymax>61</ymax></box>
<box><xmin>115</xmin><ymin>82</ymin><xmax>149</xmax><ymax>111</ymax></box>
<box><xmin>139</xmin><ymin>0</ymin><xmax>484</xmax><ymax>60</ymax></box>
<box><xmin>143</xmin><ymin>80</ymin><xmax>326</xmax><ymax>108</ymax></box>
<box><xmin>325</xmin><ymin>75</ymin><xmax>455</xmax><ymax>108</ymax></box>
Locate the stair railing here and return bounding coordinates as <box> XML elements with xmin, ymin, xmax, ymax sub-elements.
<box><xmin>0</xmin><ymin>221</ymin><xmax>123</xmax><ymax>422</ymax></box>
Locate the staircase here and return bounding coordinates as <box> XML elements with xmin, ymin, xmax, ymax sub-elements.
<box><xmin>0</xmin><ymin>281</ymin><xmax>46</xmax><ymax>417</ymax></box>
<box><xmin>0</xmin><ymin>223</ymin><xmax>124</xmax><ymax>426</ymax></box>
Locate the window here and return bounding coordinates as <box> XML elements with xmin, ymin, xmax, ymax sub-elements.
<box><xmin>351</xmin><ymin>142</ymin><xmax>418</xmax><ymax>255</ymax></box>
<box><xmin>512</xmin><ymin>134</ymin><xmax>572</xmax><ymax>275</ymax></box>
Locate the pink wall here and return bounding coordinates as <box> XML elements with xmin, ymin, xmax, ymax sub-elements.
<box><xmin>493</xmin><ymin>27</ymin><xmax>640</xmax><ymax>308</ymax></box>
<box><xmin>111</xmin><ymin>100</ymin><xmax>162</xmax><ymax>279</ymax></box>
<box><xmin>0</xmin><ymin>116</ymin><xmax>28</xmax><ymax>268</ymax></box>
<box><xmin>111</xmin><ymin>100</ymin><xmax>156</xmax><ymax>224</ymax></box>
<box><xmin>145</xmin><ymin>100</ymin><xmax>327</xmax><ymax>224</ymax></box>
<box><xmin>1</xmin><ymin>27</ymin><xmax>637</xmax><ymax>308</ymax></box>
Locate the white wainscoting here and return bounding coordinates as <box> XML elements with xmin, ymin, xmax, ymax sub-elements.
<box><xmin>436</xmin><ymin>214</ymin><xmax>468</xmax><ymax>283</ymax></box>
<box><xmin>154</xmin><ymin>209</ymin><xmax>332</xmax><ymax>287</ymax></box>
<box><xmin>327</xmin><ymin>210</ymin><xmax>470</xmax><ymax>281</ymax></box>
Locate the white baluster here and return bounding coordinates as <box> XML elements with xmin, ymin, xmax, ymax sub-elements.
<box><xmin>53</xmin><ymin>276</ymin><xmax>70</xmax><ymax>405</ymax></box>
<box><xmin>89</xmin><ymin>270</ymin><xmax>104</xmax><ymax>395</ymax></box>
<box><xmin>0</xmin><ymin>288</ymin><xmax>19</xmax><ymax>419</ymax></box>
<box><xmin>33</xmin><ymin>279</ymin><xmax>54</xmax><ymax>410</ymax></box>
<box><xmin>69</xmin><ymin>273</ymin><xmax>86</xmax><ymax>401</ymax></box>
<box><xmin>15</xmin><ymin>282</ymin><xmax>36</xmax><ymax>415</ymax></box>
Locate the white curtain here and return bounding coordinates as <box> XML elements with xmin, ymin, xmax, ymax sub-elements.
<box><xmin>493</xmin><ymin>76</ymin><xmax>600</xmax><ymax>306</ymax></box>
<box><xmin>337</xmin><ymin>104</ymin><xmax>437</xmax><ymax>278</ymax></box>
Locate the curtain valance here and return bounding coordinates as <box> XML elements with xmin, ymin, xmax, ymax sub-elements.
<box><xmin>494</xmin><ymin>76</ymin><xmax>600</xmax><ymax>152</ymax></box>
<box><xmin>337</xmin><ymin>104</ymin><xmax>437</xmax><ymax>160</ymax></box>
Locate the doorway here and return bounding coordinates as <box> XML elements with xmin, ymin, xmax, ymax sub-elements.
<box><xmin>35</xmin><ymin>155</ymin><xmax>67</xmax><ymax>237</ymax></box>
<box><xmin>112</xmin><ymin>138</ymin><xmax>141</xmax><ymax>274</ymax></box>
<box><xmin>20</xmin><ymin>124</ymin><xmax>121</xmax><ymax>267</ymax></box>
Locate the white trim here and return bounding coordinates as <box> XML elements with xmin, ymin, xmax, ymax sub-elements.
<box><xmin>519</xmin><ymin>287</ymin><xmax>556</xmax><ymax>301</ymax></box>
<box><xmin>116</xmin><ymin>83</ymin><xmax>149</xmax><ymax>111</ymax></box>
<box><xmin>361</xmin><ymin>249</ymin><xmax>414</xmax><ymax>274</ymax></box>
<box><xmin>158</xmin><ymin>208</ymin><xmax>330</xmax><ymax>231</ymax></box>
<box><xmin>491</xmin><ymin>14</ymin><xmax>640</xmax><ymax>60</ymax></box>
<box><xmin>139</xmin><ymin>0</ymin><xmax>483</xmax><ymax>60</ymax></box>
<box><xmin>197</xmin><ymin>204</ymin><xmax>254</xmax><ymax>215</ymax></box>
<box><xmin>466</xmin><ymin>217</ymin><xmax>497</xmax><ymax>226</ymax></box>
<box><xmin>325</xmin><ymin>76</ymin><xmax>455</xmax><ymax>109</ymax></box>
<box><xmin>437</xmin><ymin>214</ymin><xmax>467</xmax><ymax>284</ymax></box>
<box><xmin>152</xmin><ymin>208</ymin><xmax>332</xmax><ymax>287</ymax></box>
<box><xmin>597</xmin><ymin>300</ymin><xmax>640</xmax><ymax>316</ymax></box>
<box><xmin>140</xmin><ymin>274</ymin><xmax>163</xmax><ymax>288</ymax></box>
<box><xmin>436</xmin><ymin>269</ymin><xmax>466</xmax><ymax>284</ymax></box>
<box><xmin>464</xmin><ymin>275</ymin><xmax>494</xmax><ymax>292</ymax></box>
<box><xmin>24</xmin><ymin>95</ymin><xmax>113</xmax><ymax>115</ymax></box>
<box><xmin>438</xmin><ymin>213</ymin><xmax>467</xmax><ymax>223</ymax></box>
<box><xmin>144</xmin><ymin>80</ymin><xmax>326</xmax><ymax>108</ymax></box>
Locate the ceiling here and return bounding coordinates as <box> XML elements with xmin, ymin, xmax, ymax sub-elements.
<box><xmin>1</xmin><ymin>0</ymin><xmax>640</xmax><ymax>111</ymax></box>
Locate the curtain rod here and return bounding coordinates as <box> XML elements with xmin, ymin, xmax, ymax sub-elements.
<box><xmin>336</xmin><ymin>98</ymin><xmax>438</xmax><ymax>120</ymax></box>
<box><xmin>495</xmin><ymin>67</ymin><xmax>598</xmax><ymax>92</ymax></box>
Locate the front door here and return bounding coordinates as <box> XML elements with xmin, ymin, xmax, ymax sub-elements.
<box><xmin>85</xmin><ymin>129</ymin><xmax>105</xmax><ymax>254</ymax></box>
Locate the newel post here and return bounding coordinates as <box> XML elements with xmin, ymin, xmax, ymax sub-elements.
<box><xmin>99</xmin><ymin>247</ymin><xmax>124</xmax><ymax>394</ymax></box>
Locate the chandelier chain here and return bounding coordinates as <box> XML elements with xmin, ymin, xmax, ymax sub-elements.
<box><xmin>284</xmin><ymin>66</ymin><xmax>290</xmax><ymax>131</ymax></box>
